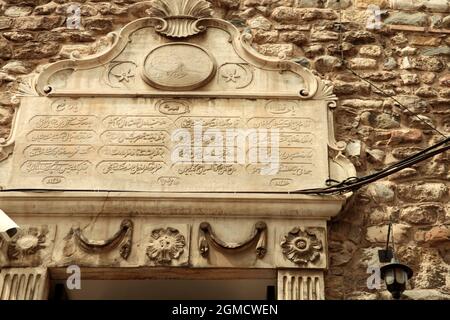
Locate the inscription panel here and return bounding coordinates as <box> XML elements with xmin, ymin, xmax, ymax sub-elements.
<box><xmin>7</xmin><ymin>97</ymin><xmax>330</xmax><ymax>192</ymax></box>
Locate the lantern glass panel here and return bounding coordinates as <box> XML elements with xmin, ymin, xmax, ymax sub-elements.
<box><xmin>384</xmin><ymin>269</ymin><xmax>395</xmax><ymax>285</ymax></box>
<box><xmin>395</xmin><ymin>268</ymin><xmax>407</xmax><ymax>284</ymax></box>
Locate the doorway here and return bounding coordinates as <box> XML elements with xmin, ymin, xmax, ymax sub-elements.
<box><xmin>48</xmin><ymin>267</ymin><xmax>277</xmax><ymax>300</ymax></box>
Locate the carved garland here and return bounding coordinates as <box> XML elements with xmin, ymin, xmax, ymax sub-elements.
<box><xmin>63</xmin><ymin>219</ymin><xmax>133</xmax><ymax>260</ymax></box>
<box><xmin>198</xmin><ymin>221</ymin><xmax>267</xmax><ymax>258</ymax></box>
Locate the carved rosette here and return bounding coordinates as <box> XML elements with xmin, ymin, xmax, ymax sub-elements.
<box><xmin>149</xmin><ymin>0</ymin><xmax>213</xmax><ymax>38</ymax></box>
<box><xmin>7</xmin><ymin>227</ymin><xmax>48</xmax><ymax>260</ymax></box>
<box><xmin>146</xmin><ymin>227</ymin><xmax>186</xmax><ymax>265</ymax></box>
<box><xmin>280</xmin><ymin>227</ymin><xmax>323</xmax><ymax>266</ymax></box>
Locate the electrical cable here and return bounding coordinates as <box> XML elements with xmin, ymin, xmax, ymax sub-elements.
<box><xmin>1</xmin><ymin>2</ymin><xmax>448</xmax><ymax>197</ymax></box>
<box><xmin>342</xmin><ymin>64</ymin><xmax>448</xmax><ymax>139</ymax></box>
<box><xmin>2</xmin><ymin>138</ymin><xmax>447</xmax><ymax>195</ymax></box>
<box><xmin>293</xmin><ymin>141</ymin><xmax>449</xmax><ymax>194</ymax></box>
<box><xmin>335</xmin><ymin>0</ymin><xmax>447</xmax><ymax>139</ymax></box>
<box><xmin>325</xmin><ymin>136</ymin><xmax>450</xmax><ymax>190</ymax></box>
<box><xmin>281</xmin><ymin>1</ymin><xmax>450</xmax><ymax>195</ymax></box>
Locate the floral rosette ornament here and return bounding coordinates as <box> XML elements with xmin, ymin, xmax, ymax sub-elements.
<box><xmin>146</xmin><ymin>227</ymin><xmax>186</xmax><ymax>264</ymax></box>
<box><xmin>7</xmin><ymin>227</ymin><xmax>48</xmax><ymax>260</ymax></box>
<box><xmin>281</xmin><ymin>227</ymin><xmax>323</xmax><ymax>266</ymax></box>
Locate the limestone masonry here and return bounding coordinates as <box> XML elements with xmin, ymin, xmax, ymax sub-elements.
<box><xmin>0</xmin><ymin>0</ymin><xmax>449</xmax><ymax>300</ymax></box>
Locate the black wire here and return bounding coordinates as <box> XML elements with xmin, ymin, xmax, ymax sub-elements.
<box><xmin>386</xmin><ymin>222</ymin><xmax>392</xmax><ymax>252</ymax></box>
<box><xmin>297</xmin><ymin>136</ymin><xmax>449</xmax><ymax>193</ymax></box>
<box><xmin>335</xmin><ymin>3</ymin><xmax>447</xmax><ymax>139</ymax></box>
<box><xmin>2</xmin><ymin>137</ymin><xmax>447</xmax><ymax>195</ymax></box>
<box><xmin>1</xmin><ymin>5</ymin><xmax>448</xmax><ymax>197</ymax></box>
<box><xmin>294</xmin><ymin>143</ymin><xmax>450</xmax><ymax>194</ymax></box>
<box><xmin>342</xmin><ymin>64</ymin><xmax>448</xmax><ymax>139</ymax></box>
<box><xmin>292</xmin><ymin>3</ymin><xmax>450</xmax><ymax>195</ymax></box>
<box><xmin>339</xmin><ymin>136</ymin><xmax>450</xmax><ymax>186</ymax></box>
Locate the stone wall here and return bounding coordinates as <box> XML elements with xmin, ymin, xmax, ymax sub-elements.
<box><xmin>0</xmin><ymin>0</ymin><xmax>449</xmax><ymax>299</ymax></box>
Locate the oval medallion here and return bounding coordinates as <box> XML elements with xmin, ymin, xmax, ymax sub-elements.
<box><xmin>142</xmin><ymin>43</ymin><xmax>216</xmax><ymax>91</ymax></box>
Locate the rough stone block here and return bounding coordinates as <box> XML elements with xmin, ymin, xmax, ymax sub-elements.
<box><xmin>400</xmin><ymin>204</ymin><xmax>442</xmax><ymax>224</ymax></box>
<box><xmin>343</xmin><ymin>31</ymin><xmax>376</xmax><ymax>44</ymax></box>
<box><xmin>248</xmin><ymin>15</ymin><xmax>272</xmax><ymax>30</ymax></box>
<box><xmin>384</xmin><ymin>12</ymin><xmax>428</xmax><ymax>27</ymax></box>
<box><xmin>397</xmin><ymin>183</ymin><xmax>448</xmax><ymax>202</ymax></box>
<box><xmin>271</xmin><ymin>7</ymin><xmax>338</xmax><ymax>24</ymax></box>
<box><xmin>348</xmin><ymin>58</ymin><xmax>378</xmax><ymax>69</ymax></box>
<box><xmin>13</xmin><ymin>16</ymin><xmax>64</xmax><ymax>30</ymax></box>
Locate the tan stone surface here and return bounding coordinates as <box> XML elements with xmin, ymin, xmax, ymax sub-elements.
<box><xmin>0</xmin><ymin>0</ymin><xmax>449</xmax><ymax>300</ymax></box>
<box><xmin>277</xmin><ymin>269</ymin><xmax>324</xmax><ymax>300</ymax></box>
<box><xmin>2</xmin><ymin>13</ymin><xmax>351</xmax><ymax>193</ymax></box>
<box><xmin>0</xmin><ymin>267</ymin><xmax>49</xmax><ymax>300</ymax></box>
<box><xmin>5</xmin><ymin>97</ymin><xmax>331</xmax><ymax>192</ymax></box>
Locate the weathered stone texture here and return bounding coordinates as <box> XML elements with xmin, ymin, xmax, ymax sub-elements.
<box><xmin>0</xmin><ymin>0</ymin><xmax>449</xmax><ymax>300</ymax></box>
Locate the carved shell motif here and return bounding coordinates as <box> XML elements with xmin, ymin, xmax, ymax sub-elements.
<box><xmin>149</xmin><ymin>0</ymin><xmax>213</xmax><ymax>38</ymax></box>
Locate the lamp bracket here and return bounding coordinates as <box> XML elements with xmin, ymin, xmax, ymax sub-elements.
<box><xmin>378</xmin><ymin>249</ymin><xmax>393</xmax><ymax>263</ymax></box>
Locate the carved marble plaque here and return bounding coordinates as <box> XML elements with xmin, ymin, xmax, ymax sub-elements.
<box><xmin>5</xmin><ymin>97</ymin><xmax>330</xmax><ymax>192</ymax></box>
<box><xmin>2</xmin><ymin>9</ymin><xmax>355</xmax><ymax>194</ymax></box>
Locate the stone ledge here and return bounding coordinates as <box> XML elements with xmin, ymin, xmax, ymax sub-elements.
<box><xmin>0</xmin><ymin>191</ymin><xmax>349</xmax><ymax>219</ymax></box>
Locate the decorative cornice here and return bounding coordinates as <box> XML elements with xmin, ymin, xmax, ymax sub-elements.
<box><xmin>31</xmin><ymin>17</ymin><xmax>325</xmax><ymax>100</ymax></box>
<box><xmin>0</xmin><ymin>191</ymin><xmax>350</xmax><ymax>220</ymax></box>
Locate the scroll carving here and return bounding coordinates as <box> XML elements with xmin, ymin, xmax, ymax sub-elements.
<box><xmin>63</xmin><ymin>219</ymin><xmax>133</xmax><ymax>260</ymax></box>
<box><xmin>0</xmin><ymin>105</ymin><xmax>22</xmax><ymax>163</ymax></box>
<box><xmin>198</xmin><ymin>221</ymin><xmax>267</xmax><ymax>258</ymax></box>
<box><xmin>149</xmin><ymin>0</ymin><xmax>213</xmax><ymax>38</ymax></box>
<box><xmin>311</xmin><ymin>79</ymin><xmax>337</xmax><ymax>108</ymax></box>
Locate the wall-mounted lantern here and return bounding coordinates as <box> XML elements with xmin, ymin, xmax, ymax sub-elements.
<box><xmin>378</xmin><ymin>223</ymin><xmax>413</xmax><ymax>299</ymax></box>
